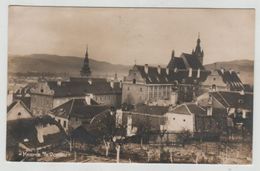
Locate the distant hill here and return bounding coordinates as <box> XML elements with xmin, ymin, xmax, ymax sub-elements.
<box><xmin>204</xmin><ymin>60</ymin><xmax>254</xmax><ymax>85</ymax></box>
<box><xmin>8</xmin><ymin>54</ymin><xmax>130</xmax><ymax>78</ymax></box>
<box><xmin>8</xmin><ymin>54</ymin><xmax>254</xmax><ymax>85</ymax></box>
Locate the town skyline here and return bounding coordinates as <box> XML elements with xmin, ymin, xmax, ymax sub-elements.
<box><xmin>9</xmin><ymin>7</ymin><xmax>254</xmax><ymax>65</ymax></box>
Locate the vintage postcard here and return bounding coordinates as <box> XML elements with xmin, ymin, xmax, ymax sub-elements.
<box><xmin>6</xmin><ymin>6</ymin><xmax>255</xmax><ymax>165</ymax></box>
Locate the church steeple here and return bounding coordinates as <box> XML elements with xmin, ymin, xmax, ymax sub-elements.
<box><xmin>80</xmin><ymin>45</ymin><xmax>91</xmax><ymax>77</ymax></box>
<box><xmin>192</xmin><ymin>32</ymin><xmax>204</xmax><ymax>65</ymax></box>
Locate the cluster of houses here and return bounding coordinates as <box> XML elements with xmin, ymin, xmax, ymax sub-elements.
<box><xmin>6</xmin><ymin>36</ymin><xmax>253</xmax><ymax>160</ymax></box>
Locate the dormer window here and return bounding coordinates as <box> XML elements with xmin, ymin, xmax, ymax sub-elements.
<box><xmin>238</xmin><ymin>99</ymin><xmax>244</xmax><ymax>104</ymax></box>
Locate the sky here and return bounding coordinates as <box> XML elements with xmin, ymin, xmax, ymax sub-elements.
<box><xmin>8</xmin><ymin>6</ymin><xmax>255</xmax><ymax>65</ymax></box>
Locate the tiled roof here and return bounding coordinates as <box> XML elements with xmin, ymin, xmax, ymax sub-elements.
<box><xmin>129</xmin><ymin>104</ymin><xmax>169</xmax><ymax>116</ymax></box>
<box><xmin>49</xmin><ymin>98</ymin><xmax>110</xmax><ymax>119</ymax></box>
<box><xmin>171</xmin><ymin>103</ymin><xmax>206</xmax><ymax>115</ymax></box>
<box><xmin>7</xmin><ymin>101</ymin><xmax>18</xmax><ymax>113</ymax></box>
<box><xmin>47</xmin><ymin>77</ymin><xmax>122</xmax><ymax>98</ymax></box>
<box><xmin>135</xmin><ymin>65</ymin><xmax>209</xmax><ymax>85</ymax></box>
<box><xmin>167</xmin><ymin>53</ymin><xmax>205</xmax><ymax>70</ymax></box>
<box><xmin>216</xmin><ymin>70</ymin><xmax>244</xmax><ymax>90</ymax></box>
<box><xmin>7</xmin><ymin>100</ymin><xmax>32</xmax><ymax>115</ymax></box>
<box><xmin>167</xmin><ymin>57</ymin><xmax>186</xmax><ymax>69</ymax></box>
<box><xmin>182</xmin><ymin>53</ymin><xmax>205</xmax><ymax>70</ymax></box>
<box><xmin>186</xmin><ymin>103</ymin><xmax>206</xmax><ymax>115</ymax></box>
<box><xmin>211</xmin><ymin>91</ymin><xmax>253</xmax><ymax>110</ymax></box>
<box><xmin>6</xmin><ymin>116</ymin><xmax>67</xmax><ymax>149</ymax></box>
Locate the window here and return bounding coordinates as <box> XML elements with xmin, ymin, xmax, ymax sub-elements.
<box><xmin>133</xmin><ymin>79</ymin><xmax>136</xmax><ymax>84</ymax></box>
<box><xmin>127</xmin><ymin>87</ymin><xmax>130</xmax><ymax>91</ymax></box>
<box><xmin>212</xmin><ymin>84</ymin><xmax>216</xmax><ymax>91</ymax></box>
<box><xmin>17</xmin><ymin>112</ymin><xmax>21</xmax><ymax>116</ymax></box>
<box><xmin>238</xmin><ymin>99</ymin><xmax>244</xmax><ymax>104</ymax></box>
<box><xmin>183</xmin><ymin>119</ymin><xmax>186</xmax><ymax>122</ymax></box>
<box><xmin>173</xmin><ymin>117</ymin><xmax>175</xmax><ymax>120</ymax></box>
<box><xmin>40</xmin><ymin>89</ymin><xmax>44</xmax><ymax>93</ymax></box>
<box><xmin>58</xmin><ymin>119</ymin><xmax>61</xmax><ymax>123</ymax></box>
<box><xmin>213</xmin><ymin>77</ymin><xmax>216</xmax><ymax>81</ymax></box>
<box><xmin>140</xmin><ymin>87</ymin><xmax>142</xmax><ymax>92</ymax></box>
<box><xmin>63</xmin><ymin>120</ymin><xmax>67</xmax><ymax>128</ymax></box>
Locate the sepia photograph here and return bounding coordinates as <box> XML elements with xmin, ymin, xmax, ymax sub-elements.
<box><xmin>6</xmin><ymin>6</ymin><xmax>255</xmax><ymax>164</ymax></box>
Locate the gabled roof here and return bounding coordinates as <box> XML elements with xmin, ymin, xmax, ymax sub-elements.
<box><xmin>129</xmin><ymin>104</ymin><xmax>169</xmax><ymax>116</ymax></box>
<box><xmin>211</xmin><ymin>91</ymin><xmax>253</xmax><ymax>110</ymax></box>
<box><xmin>6</xmin><ymin>116</ymin><xmax>67</xmax><ymax>149</ymax></box>
<box><xmin>167</xmin><ymin>53</ymin><xmax>205</xmax><ymax>70</ymax></box>
<box><xmin>45</xmin><ymin>77</ymin><xmax>122</xmax><ymax>98</ymax></box>
<box><xmin>49</xmin><ymin>98</ymin><xmax>110</xmax><ymax>120</ymax></box>
<box><xmin>170</xmin><ymin>103</ymin><xmax>206</xmax><ymax>115</ymax></box>
<box><xmin>167</xmin><ymin>57</ymin><xmax>186</xmax><ymax>69</ymax></box>
<box><xmin>216</xmin><ymin>70</ymin><xmax>244</xmax><ymax>90</ymax></box>
<box><xmin>7</xmin><ymin>100</ymin><xmax>32</xmax><ymax>116</ymax></box>
<box><xmin>134</xmin><ymin>65</ymin><xmax>209</xmax><ymax>85</ymax></box>
<box><xmin>181</xmin><ymin>53</ymin><xmax>205</xmax><ymax>70</ymax></box>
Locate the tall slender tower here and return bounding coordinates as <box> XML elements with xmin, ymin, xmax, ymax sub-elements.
<box><xmin>192</xmin><ymin>33</ymin><xmax>204</xmax><ymax>65</ymax></box>
<box><xmin>80</xmin><ymin>46</ymin><xmax>91</xmax><ymax>77</ymax></box>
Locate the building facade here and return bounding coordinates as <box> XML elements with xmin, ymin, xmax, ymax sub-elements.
<box><xmin>122</xmin><ymin>36</ymin><xmax>210</xmax><ymax>105</ymax></box>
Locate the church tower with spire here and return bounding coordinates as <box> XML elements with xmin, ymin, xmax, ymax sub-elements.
<box><xmin>80</xmin><ymin>46</ymin><xmax>91</xmax><ymax>77</ymax></box>
<box><xmin>192</xmin><ymin>33</ymin><xmax>204</xmax><ymax>65</ymax></box>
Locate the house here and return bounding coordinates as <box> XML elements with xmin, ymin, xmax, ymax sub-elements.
<box><xmin>165</xmin><ymin>103</ymin><xmax>227</xmax><ymax>134</ymax></box>
<box><xmin>7</xmin><ymin>100</ymin><xmax>33</xmax><ymax>121</ymax></box>
<box><xmin>116</xmin><ymin>104</ymin><xmax>168</xmax><ymax>136</ymax></box>
<box><xmin>122</xmin><ymin>36</ymin><xmax>210</xmax><ymax>105</ymax></box>
<box><xmin>48</xmin><ymin>97</ymin><xmax>111</xmax><ymax>133</ymax></box>
<box><xmin>30</xmin><ymin>77</ymin><xmax>122</xmax><ymax>116</ymax></box>
<box><xmin>30</xmin><ymin>47</ymin><xmax>122</xmax><ymax>116</ymax></box>
<box><xmin>116</xmin><ymin>102</ymin><xmax>227</xmax><ymax>144</ymax></box>
<box><xmin>198</xmin><ymin>90</ymin><xmax>253</xmax><ymax>131</ymax></box>
<box><xmin>201</xmin><ymin>68</ymin><xmax>244</xmax><ymax>92</ymax></box>
<box><xmin>6</xmin><ymin>115</ymin><xmax>67</xmax><ymax>155</ymax></box>
<box><xmin>209</xmin><ymin>91</ymin><xmax>253</xmax><ymax>129</ymax></box>
<box><xmin>209</xmin><ymin>91</ymin><xmax>253</xmax><ymax>116</ymax></box>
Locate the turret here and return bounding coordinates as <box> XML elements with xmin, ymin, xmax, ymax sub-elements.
<box><xmin>80</xmin><ymin>45</ymin><xmax>92</xmax><ymax>77</ymax></box>
<box><xmin>192</xmin><ymin>33</ymin><xmax>204</xmax><ymax>65</ymax></box>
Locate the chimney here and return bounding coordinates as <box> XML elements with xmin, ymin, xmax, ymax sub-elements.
<box><xmin>119</xmin><ymin>80</ymin><xmax>122</xmax><ymax>88</ymax></box>
<box><xmin>171</xmin><ymin>50</ymin><xmax>175</xmax><ymax>58</ymax></box>
<box><xmin>197</xmin><ymin>68</ymin><xmax>201</xmax><ymax>78</ymax></box>
<box><xmin>188</xmin><ymin>68</ymin><xmax>192</xmax><ymax>77</ymax></box>
<box><xmin>88</xmin><ymin>79</ymin><xmax>92</xmax><ymax>85</ymax></box>
<box><xmin>114</xmin><ymin>73</ymin><xmax>118</xmax><ymax>81</ymax></box>
<box><xmin>229</xmin><ymin>68</ymin><xmax>233</xmax><ymax>74</ymax></box>
<box><xmin>144</xmin><ymin>64</ymin><xmax>149</xmax><ymax>74</ymax></box>
<box><xmin>57</xmin><ymin>78</ymin><xmax>62</xmax><ymax>86</ymax></box>
<box><xmin>240</xmin><ymin>89</ymin><xmax>245</xmax><ymax>95</ymax></box>
<box><xmin>220</xmin><ymin>68</ymin><xmax>225</xmax><ymax>74</ymax></box>
<box><xmin>237</xmin><ymin>71</ymin><xmax>240</xmax><ymax>78</ymax></box>
<box><xmin>85</xmin><ymin>94</ymin><xmax>93</xmax><ymax>105</ymax></box>
<box><xmin>166</xmin><ymin>67</ymin><xmax>169</xmax><ymax>75</ymax></box>
<box><xmin>110</xmin><ymin>80</ymin><xmax>114</xmax><ymax>89</ymax></box>
<box><xmin>157</xmin><ymin>65</ymin><xmax>161</xmax><ymax>74</ymax></box>
<box><xmin>57</xmin><ymin>80</ymin><xmax>61</xmax><ymax>86</ymax></box>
